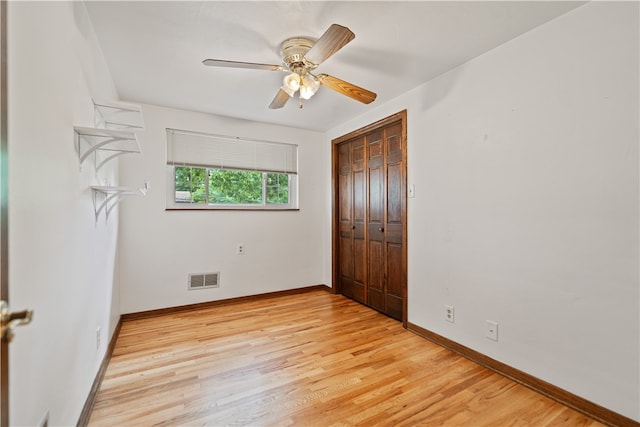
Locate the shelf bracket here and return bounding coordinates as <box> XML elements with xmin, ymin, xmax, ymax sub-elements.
<box><xmin>75</xmin><ymin>127</ymin><xmax>142</xmax><ymax>171</ymax></box>
<box><xmin>93</xmin><ymin>99</ymin><xmax>145</xmax><ymax>130</ymax></box>
<box><xmin>91</xmin><ymin>184</ymin><xmax>148</xmax><ymax>224</ymax></box>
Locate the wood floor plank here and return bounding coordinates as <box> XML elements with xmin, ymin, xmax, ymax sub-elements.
<box><xmin>88</xmin><ymin>291</ymin><xmax>603</xmax><ymax>426</ymax></box>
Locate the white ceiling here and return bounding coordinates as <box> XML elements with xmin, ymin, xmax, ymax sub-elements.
<box><xmin>85</xmin><ymin>1</ymin><xmax>585</xmax><ymax>132</ymax></box>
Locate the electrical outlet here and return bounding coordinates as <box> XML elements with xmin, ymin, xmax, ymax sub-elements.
<box><xmin>237</xmin><ymin>243</ymin><xmax>245</xmax><ymax>255</ymax></box>
<box><xmin>444</xmin><ymin>305</ymin><xmax>454</xmax><ymax>323</ymax></box>
<box><xmin>96</xmin><ymin>327</ymin><xmax>101</xmax><ymax>350</ymax></box>
<box><xmin>485</xmin><ymin>320</ymin><xmax>498</xmax><ymax>341</ymax></box>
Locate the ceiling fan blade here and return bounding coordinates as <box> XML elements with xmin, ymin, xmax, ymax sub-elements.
<box><xmin>304</xmin><ymin>24</ymin><xmax>355</xmax><ymax>66</ymax></box>
<box><xmin>317</xmin><ymin>74</ymin><xmax>377</xmax><ymax>104</ymax></box>
<box><xmin>202</xmin><ymin>59</ymin><xmax>285</xmax><ymax>71</ymax></box>
<box><xmin>269</xmin><ymin>88</ymin><xmax>291</xmax><ymax>109</ymax></box>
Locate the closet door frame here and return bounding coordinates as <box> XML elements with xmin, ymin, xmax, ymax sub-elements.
<box><xmin>331</xmin><ymin>110</ymin><xmax>407</xmax><ymax>327</ymax></box>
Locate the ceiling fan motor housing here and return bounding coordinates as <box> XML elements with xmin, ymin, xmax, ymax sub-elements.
<box><xmin>280</xmin><ymin>37</ymin><xmax>317</xmax><ymax>69</ymax></box>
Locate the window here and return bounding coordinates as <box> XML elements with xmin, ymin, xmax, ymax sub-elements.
<box><xmin>174</xmin><ymin>167</ymin><xmax>289</xmax><ymax>205</ymax></box>
<box><xmin>166</xmin><ymin>129</ymin><xmax>298</xmax><ymax>210</ymax></box>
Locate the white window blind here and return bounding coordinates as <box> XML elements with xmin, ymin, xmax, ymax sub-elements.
<box><xmin>166</xmin><ymin>128</ymin><xmax>298</xmax><ymax>174</ymax></box>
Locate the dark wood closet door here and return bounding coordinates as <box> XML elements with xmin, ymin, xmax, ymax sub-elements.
<box><xmin>337</xmin><ymin>142</ymin><xmax>355</xmax><ymax>300</ymax></box>
<box><xmin>366</xmin><ymin>130</ymin><xmax>386</xmax><ymax>313</ymax></box>
<box><xmin>367</xmin><ymin>124</ymin><xmax>405</xmax><ymax>320</ymax></box>
<box><xmin>383</xmin><ymin>122</ymin><xmax>405</xmax><ymax>320</ymax></box>
<box><xmin>352</xmin><ymin>137</ymin><xmax>367</xmax><ymax>304</ymax></box>
<box><xmin>333</xmin><ymin>111</ymin><xmax>407</xmax><ymax>323</ymax></box>
<box><xmin>338</xmin><ymin>137</ymin><xmax>367</xmax><ymax>304</ymax></box>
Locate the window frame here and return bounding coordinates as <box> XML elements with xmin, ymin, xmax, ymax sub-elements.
<box><xmin>165</xmin><ymin>128</ymin><xmax>299</xmax><ymax>211</ymax></box>
<box><xmin>166</xmin><ymin>165</ymin><xmax>299</xmax><ymax>211</ymax></box>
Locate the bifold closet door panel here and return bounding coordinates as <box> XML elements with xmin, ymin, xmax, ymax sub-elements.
<box><xmin>338</xmin><ymin>142</ymin><xmax>356</xmax><ymax>300</ymax></box>
<box><xmin>352</xmin><ymin>137</ymin><xmax>367</xmax><ymax>303</ymax></box>
<box><xmin>384</xmin><ymin>123</ymin><xmax>405</xmax><ymax>320</ymax></box>
<box><xmin>366</xmin><ymin>130</ymin><xmax>386</xmax><ymax>313</ymax></box>
<box><xmin>334</xmin><ymin>112</ymin><xmax>406</xmax><ymax>322</ymax></box>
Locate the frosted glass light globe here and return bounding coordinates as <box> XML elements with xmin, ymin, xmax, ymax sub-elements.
<box><xmin>283</xmin><ymin>73</ymin><xmax>301</xmax><ymax>92</ymax></box>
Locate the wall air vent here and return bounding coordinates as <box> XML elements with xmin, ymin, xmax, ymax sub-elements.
<box><xmin>188</xmin><ymin>272</ymin><xmax>220</xmax><ymax>290</ymax></box>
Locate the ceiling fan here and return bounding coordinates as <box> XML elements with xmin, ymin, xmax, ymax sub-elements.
<box><xmin>202</xmin><ymin>24</ymin><xmax>377</xmax><ymax>109</ymax></box>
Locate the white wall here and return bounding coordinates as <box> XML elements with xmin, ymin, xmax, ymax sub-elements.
<box><xmin>9</xmin><ymin>1</ymin><xmax>636</xmax><ymax>424</ymax></box>
<box><xmin>118</xmin><ymin>104</ymin><xmax>325</xmax><ymax>314</ymax></box>
<box><xmin>8</xmin><ymin>2</ymin><xmax>121</xmax><ymax>425</ymax></box>
<box><xmin>325</xmin><ymin>2</ymin><xmax>639</xmax><ymax>421</ymax></box>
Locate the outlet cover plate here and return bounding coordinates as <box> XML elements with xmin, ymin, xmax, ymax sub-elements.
<box><xmin>486</xmin><ymin>320</ymin><xmax>498</xmax><ymax>341</ymax></box>
<box><xmin>444</xmin><ymin>305</ymin><xmax>454</xmax><ymax>323</ymax></box>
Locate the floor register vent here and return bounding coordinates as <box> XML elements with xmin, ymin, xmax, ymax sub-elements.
<box><xmin>188</xmin><ymin>272</ymin><xmax>220</xmax><ymax>290</ymax></box>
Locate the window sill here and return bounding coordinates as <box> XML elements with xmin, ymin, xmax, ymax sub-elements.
<box><xmin>165</xmin><ymin>207</ymin><xmax>300</xmax><ymax>212</ymax></box>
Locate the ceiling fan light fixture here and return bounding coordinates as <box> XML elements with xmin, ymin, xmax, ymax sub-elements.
<box><xmin>299</xmin><ymin>74</ymin><xmax>320</xmax><ymax>100</ymax></box>
<box><xmin>282</xmin><ymin>85</ymin><xmax>296</xmax><ymax>97</ymax></box>
<box><xmin>299</xmin><ymin>85</ymin><xmax>315</xmax><ymax>100</ymax></box>
<box><xmin>283</xmin><ymin>73</ymin><xmax>301</xmax><ymax>92</ymax></box>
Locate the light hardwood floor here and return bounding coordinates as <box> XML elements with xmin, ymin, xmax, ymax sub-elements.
<box><xmin>89</xmin><ymin>290</ymin><xmax>602</xmax><ymax>426</ymax></box>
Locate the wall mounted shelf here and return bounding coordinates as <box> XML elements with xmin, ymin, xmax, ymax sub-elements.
<box><xmin>91</xmin><ymin>184</ymin><xmax>148</xmax><ymax>223</ymax></box>
<box><xmin>75</xmin><ymin>126</ymin><xmax>141</xmax><ymax>171</ymax></box>
<box><xmin>93</xmin><ymin>99</ymin><xmax>145</xmax><ymax>130</ymax></box>
<box><xmin>76</xmin><ymin>99</ymin><xmax>146</xmax><ymax>222</ymax></box>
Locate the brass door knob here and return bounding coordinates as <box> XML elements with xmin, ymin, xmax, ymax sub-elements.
<box><xmin>0</xmin><ymin>301</ymin><xmax>33</xmax><ymax>343</ymax></box>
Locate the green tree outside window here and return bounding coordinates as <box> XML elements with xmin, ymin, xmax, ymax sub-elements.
<box><xmin>175</xmin><ymin>167</ymin><xmax>290</xmax><ymax>206</ymax></box>
<box><xmin>209</xmin><ymin>169</ymin><xmax>262</xmax><ymax>204</ymax></box>
<box><xmin>267</xmin><ymin>173</ymin><xmax>289</xmax><ymax>204</ymax></box>
<box><xmin>175</xmin><ymin>166</ymin><xmax>206</xmax><ymax>203</ymax></box>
